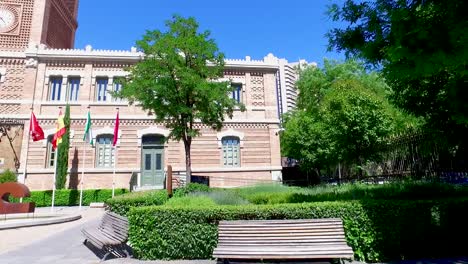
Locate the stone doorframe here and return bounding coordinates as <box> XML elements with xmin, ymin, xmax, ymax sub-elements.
<box><xmin>136</xmin><ymin>126</ymin><xmax>170</xmax><ymax>188</ymax></box>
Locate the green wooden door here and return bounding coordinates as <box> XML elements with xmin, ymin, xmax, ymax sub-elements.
<box><xmin>141</xmin><ymin>147</ymin><xmax>165</xmax><ymax>187</ymax></box>
<box><xmin>153</xmin><ymin>147</ymin><xmax>165</xmax><ymax>186</ymax></box>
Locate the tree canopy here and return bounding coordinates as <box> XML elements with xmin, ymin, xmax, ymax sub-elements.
<box><xmin>327</xmin><ymin>0</ymin><xmax>467</xmax><ymax>140</ymax></box>
<box><xmin>119</xmin><ymin>15</ymin><xmax>243</xmax><ymax>182</ymax></box>
<box><xmin>281</xmin><ymin>60</ymin><xmax>418</xmax><ymax>177</ymax></box>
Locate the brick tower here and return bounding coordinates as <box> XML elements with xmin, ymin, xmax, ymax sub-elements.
<box><xmin>0</xmin><ymin>0</ymin><xmax>78</xmax><ymax>51</ymax></box>
<box><xmin>0</xmin><ymin>0</ymin><xmax>78</xmax><ymax>172</ymax></box>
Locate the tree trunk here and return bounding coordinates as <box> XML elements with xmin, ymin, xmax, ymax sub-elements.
<box><xmin>183</xmin><ymin>137</ymin><xmax>192</xmax><ymax>184</ymax></box>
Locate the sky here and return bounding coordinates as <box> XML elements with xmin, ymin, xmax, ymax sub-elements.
<box><xmin>74</xmin><ymin>0</ymin><xmax>346</xmax><ymax>64</ymax></box>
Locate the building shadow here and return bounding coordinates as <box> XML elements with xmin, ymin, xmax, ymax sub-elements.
<box><xmin>83</xmin><ymin>239</ymin><xmax>133</xmax><ymax>261</ymax></box>
<box><xmin>69</xmin><ymin>147</ymin><xmax>79</xmax><ymax>189</ymax></box>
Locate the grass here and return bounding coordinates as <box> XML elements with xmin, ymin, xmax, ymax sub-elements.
<box><xmin>232</xmin><ymin>181</ymin><xmax>468</xmax><ymax>204</ymax></box>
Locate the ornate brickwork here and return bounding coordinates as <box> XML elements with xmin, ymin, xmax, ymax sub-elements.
<box><xmin>0</xmin><ymin>0</ymin><xmax>34</xmax><ymax>51</ymax></box>
<box><xmin>0</xmin><ymin>103</ymin><xmax>20</xmax><ymax>114</ymax></box>
<box><xmin>224</xmin><ymin>70</ymin><xmax>244</xmax><ymax>76</ymax></box>
<box><xmin>250</xmin><ymin>75</ymin><xmax>265</xmax><ymax>106</ymax></box>
<box><xmin>62</xmin><ymin>0</ymin><xmax>78</xmax><ymax>17</ymax></box>
<box><xmin>46</xmin><ymin>1</ymin><xmax>74</xmax><ymax>49</ymax></box>
<box><xmin>0</xmin><ymin>61</ymin><xmax>25</xmax><ymax>100</ymax></box>
<box><xmin>46</xmin><ymin>62</ymin><xmax>85</xmax><ymax>69</ymax></box>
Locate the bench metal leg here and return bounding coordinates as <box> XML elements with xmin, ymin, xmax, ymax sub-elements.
<box><xmin>100</xmin><ymin>251</ymin><xmax>111</xmax><ymax>262</ymax></box>
<box><xmin>123</xmin><ymin>249</ymin><xmax>131</xmax><ymax>258</ymax></box>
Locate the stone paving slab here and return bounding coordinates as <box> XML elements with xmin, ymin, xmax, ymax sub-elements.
<box><xmin>0</xmin><ymin>206</ymin><xmax>103</xmax><ymax>256</ymax></box>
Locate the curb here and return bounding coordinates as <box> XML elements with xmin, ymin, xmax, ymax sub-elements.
<box><xmin>0</xmin><ymin>213</ymin><xmax>82</xmax><ymax>230</ymax></box>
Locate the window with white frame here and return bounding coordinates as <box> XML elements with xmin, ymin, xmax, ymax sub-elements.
<box><xmin>222</xmin><ymin>136</ymin><xmax>240</xmax><ymax>167</ymax></box>
<box><xmin>231</xmin><ymin>83</ymin><xmax>242</xmax><ymax>103</ymax></box>
<box><xmin>96</xmin><ymin>77</ymin><xmax>109</xmax><ymax>102</ymax></box>
<box><xmin>67</xmin><ymin>77</ymin><xmax>80</xmax><ymax>101</ymax></box>
<box><xmin>46</xmin><ymin>135</ymin><xmax>56</xmax><ymax>168</ymax></box>
<box><xmin>112</xmin><ymin>78</ymin><xmax>123</xmax><ymax>102</ymax></box>
<box><xmin>96</xmin><ymin>134</ymin><xmax>114</xmax><ymax>168</ymax></box>
<box><xmin>49</xmin><ymin>76</ymin><xmax>63</xmax><ymax>101</ymax></box>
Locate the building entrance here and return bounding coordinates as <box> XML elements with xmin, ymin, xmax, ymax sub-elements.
<box><xmin>140</xmin><ymin>135</ymin><xmax>165</xmax><ymax>187</ymax></box>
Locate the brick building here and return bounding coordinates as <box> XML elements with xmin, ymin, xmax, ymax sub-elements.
<box><xmin>0</xmin><ymin>0</ymin><xmax>305</xmax><ymax>190</ymax></box>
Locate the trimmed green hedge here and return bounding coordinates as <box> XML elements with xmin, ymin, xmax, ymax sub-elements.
<box><xmin>0</xmin><ymin>169</ymin><xmax>17</xmax><ymax>183</ymax></box>
<box><xmin>128</xmin><ymin>198</ymin><xmax>468</xmax><ymax>262</ymax></box>
<box><xmin>106</xmin><ymin>183</ymin><xmax>209</xmax><ymax>216</ymax></box>
<box><xmin>106</xmin><ymin>189</ymin><xmax>169</xmax><ymax>216</ymax></box>
<box><xmin>173</xmin><ymin>183</ymin><xmax>211</xmax><ymax>197</ymax></box>
<box><xmin>17</xmin><ymin>189</ymin><xmax>128</xmax><ymax>207</ymax></box>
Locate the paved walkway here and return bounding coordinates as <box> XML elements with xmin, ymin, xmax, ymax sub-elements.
<box><xmin>0</xmin><ymin>206</ymin><xmax>104</xmax><ymax>264</ymax></box>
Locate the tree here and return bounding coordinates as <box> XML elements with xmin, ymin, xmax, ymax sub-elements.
<box><xmin>327</xmin><ymin>0</ymin><xmax>468</xmax><ymax>141</ymax></box>
<box><xmin>119</xmin><ymin>15</ymin><xmax>243</xmax><ymax>183</ymax></box>
<box><xmin>281</xmin><ymin>60</ymin><xmax>417</xmax><ymax>177</ymax></box>
<box><xmin>56</xmin><ymin>104</ymin><xmax>70</xmax><ymax>189</ymax></box>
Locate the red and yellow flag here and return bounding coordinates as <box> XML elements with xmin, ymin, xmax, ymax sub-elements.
<box><xmin>52</xmin><ymin>111</ymin><xmax>66</xmax><ymax>150</ymax></box>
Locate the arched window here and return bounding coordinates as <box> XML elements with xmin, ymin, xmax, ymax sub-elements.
<box><xmin>46</xmin><ymin>135</ymin><xmax>56</xmax><ymax>168</ymax></box>
<box><xmin>222</xmin><ymin>136</ymin><xmax>240</xmax><ymax>167</ymax></box>
<box><xmin>96</xmin><ymin>134</ymin><xmax>114</xmax><ymax>168</ymax></box>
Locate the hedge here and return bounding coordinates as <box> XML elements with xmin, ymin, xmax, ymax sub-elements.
<box><xmin>127</xmin><ymin>198</ymin><xmax>468</xmax><ymax>262</ymax></box>
<box><xmin>16</xmin><ymin>189</ymin><xmax>128</xmax><ymax>207</ymax></box>
<box><xmin>106</xmin><ymin>189</ymin><xmax>169</xmax><ymax>216</ymax></box>
<box><xmin>0</xmin><ymin>169</ymin><xmax>17</xmax><ymax>183</ymax></box>
<box><xmin>106</xmin><ymin>183</ymin><xmax>209</xmax><ymax>216</ymax></box>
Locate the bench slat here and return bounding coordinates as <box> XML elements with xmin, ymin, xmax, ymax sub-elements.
<box><xmin>215</xmin><ymin>246</ymin><xmax>352</xmax><ymax>252</ymax></box>
<box><xmin>217</xmin><ymin>242</ymin><xmax>348</xmax><ymax>246</ymax></box>
<box><xmin>219</xmin><ymin>223</ymin><xmax>343</xmax><ymax>228</ymax></box>
<box><xmin>219</xmin><ymin>239</ymin><xmax>347</xmax><ymax>243</ymax></box>
<box><xmin>213</xmin><ymin>254</ymin><xmax>354</xmax><ymax>259</ymax></box>
<box><xmin>219</xmin><ymin>219</ymin><xmax>342</xmax><ymax>224</ymax></box>
<box><xmin>219</xmin><ymin>231</ymin><xmax>345</xmax><ymax>237</ymax></box>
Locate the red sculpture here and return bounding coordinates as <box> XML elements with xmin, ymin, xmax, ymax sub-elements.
<box><xmin>0</xmin><ymin>182</ymin><xmax>35</xmax><ymax>214</ymax></box>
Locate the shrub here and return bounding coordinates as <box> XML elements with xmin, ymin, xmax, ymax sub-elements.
<box><xmin>237</xmin><ymin>182</ymin><xmax>468</xmax><ymax>204</ymax></box>
<box><xmin>128</xmin><ymin>198</ymin><xmax>468</xmax><ymax>262</ymax></box>
<box><xmin>191</xmin><ymin>190</ymin><xmax>249</xmax><ymax>205</ymax></box>
<box><xmin>106</xmin><ymin>189</ymin><xmax>168</xmax><ymax>216</ymax></box>
<box><xmin>165</xmin><ymin>196</ymin><xmax>217</xmax><ymax>207</ymax></box>
<box><xmin>0</xmin><ymin>169</ymin><xmax>17</xmax><ymax>183</ymax></box>
<box><xmin>18</xmin><ymin>188</ymin><xmax>128</xmax><ymax>207</ymax></box>
<box><xmin>173</xmin><ymin>183</ymin><xmax>211</xmax><ymax>197</ymax></box>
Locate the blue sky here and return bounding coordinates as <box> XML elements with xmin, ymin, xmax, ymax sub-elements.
<box><xmin>75</xmin><ymin>0</ymin><xmax>346</xmax><ymax>64</ymax></box>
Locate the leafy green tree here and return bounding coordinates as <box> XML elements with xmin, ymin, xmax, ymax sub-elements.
<box><xmin>327</xmin><ymin>0</ymin><xmax>467</xmax><ymax>140</ymax></box>
<box><xmin>56</xmin><ymin>104</ymin><xmax>70</xmax><ymax>189</ymax></box>
<box><xmin>282</xmin><ymin>60</ymin><xmax>417</xmax><ymax>177</ymax></box>
<box><xmin>119</xmin><ymin>15</ymin><xmax>243</xmax><ymax>183</ymax></box>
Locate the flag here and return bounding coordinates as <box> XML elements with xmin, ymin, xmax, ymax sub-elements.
<box><xmin>52</xmin><ymin>111</ymin><xmax>66</xmax><ymax>150</ymax></box>
<box><xmin>112</xmin><ymin>111</ymin><xmax>119</xmax><ymax>146</ymax></box>
<box><xmin>83</xmin><ymin>111</ymin><xmax>93</xmax><ymax>146</ymax></box>
<box><xmin>29</xmin><ymin>112</ymin><xmax>44</xmax><ymax>141</ymax></box>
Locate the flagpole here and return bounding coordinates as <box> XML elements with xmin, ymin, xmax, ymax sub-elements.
<box><xmin>79</xmin><ymin>142</ymin><xmax>86</xmax><ymax>210</ymax></box>
<box><xmin>112</xmin><ymin>145</ymin><xmax>116</xmax><ymax>197</ymax></box>
<box><xmin>79</xmin><ymin>106</ymin><xmax>91</xmax><ymax>210</ymax></box>
<box><xmin>51</xmin><ymin>106</ymin><xmax>63</xmax><ymax>213</ymax></box>
<box><xmin>22</xmin><ymin>109</ymin><xmax>33</xmax><ymax>186</ymax></box>
<box><xmin>51</xmin><ymin>143</ymin><xmax>58</xmax><ymax>212</ymax></box>
<box><xmin>112</xmin><ymin>108</ymin><xmax>119</xmax><ymax>198</ymax></box>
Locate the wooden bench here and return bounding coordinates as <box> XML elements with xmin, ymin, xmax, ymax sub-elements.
<box><xmin>213</xmin><ymin>218</ymin><xmax>354</xmax><ymax>263</ymax></box>
<box><xmin>81</xmin><ymin>211</ymin><xmax>130</xmax><ymax>261</ymax></box>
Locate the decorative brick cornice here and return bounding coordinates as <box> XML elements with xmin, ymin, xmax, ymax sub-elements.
<box><xmin>51</xmin><ymin>0</ymin><xmax>78</xmax><ymax>30</ymax></box>
<box><xmin>0</xmin><ymin>58</ymin><xmax>25</xmax><ymax>65</ymax></box>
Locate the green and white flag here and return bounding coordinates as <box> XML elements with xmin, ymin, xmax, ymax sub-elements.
<box><xmin>83</xmin><ymin>111</ymin><xmax>93</xmax><ymax>146</ymax></box>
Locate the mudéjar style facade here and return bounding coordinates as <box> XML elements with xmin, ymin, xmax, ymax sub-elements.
<box><xmin>0</xmin><ymin>0</ymin><xmax>305</xmax><ymax>191</ymax></box>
